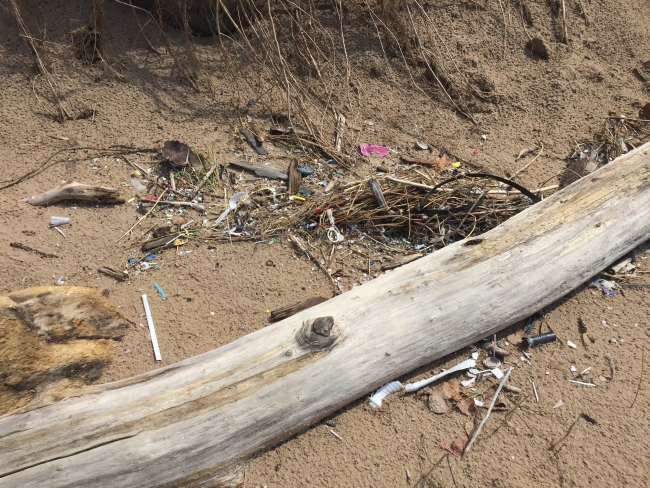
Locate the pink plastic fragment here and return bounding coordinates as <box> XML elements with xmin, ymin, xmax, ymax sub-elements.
<box><xmin>461</xmin><ymin>377</ymin><xmax>476</xmax><ymax>387</ymax></box>
<box><xmin>359</xmin><ymin>144</ymin><xmax>389</xmax><ymax>157</ymax></box>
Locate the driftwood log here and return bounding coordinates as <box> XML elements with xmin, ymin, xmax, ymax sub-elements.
<box><xmin>1</xmin><ymin>143</ymin><xmax>650</xmax><ymax>487</ymax></box>
<box><xmin>23</xmin><ymin>181</ymin><xmax>125</xmax><ymax>206</ymax></box>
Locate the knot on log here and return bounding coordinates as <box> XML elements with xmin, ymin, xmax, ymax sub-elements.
<box><xmin>296</xmin><ymin>316</ymin><xmax>337</xmax><ymax>350</ymax></box>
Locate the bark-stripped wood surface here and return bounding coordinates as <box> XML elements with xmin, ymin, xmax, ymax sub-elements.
<box><xmin>23</xmin><ymin>181</ymin><xmax>125</xmax><ymax>205</ymax></box>
<box><xmin>1</xmin><ymin>143</ymin><xmax>649</xmax><ymax>487</ymax></box>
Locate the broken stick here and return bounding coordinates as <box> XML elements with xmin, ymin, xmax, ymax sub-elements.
<box><xmin>464</xmin><ymin>366</ymin><xmax>514</xmax><ymax>456</ymax></box>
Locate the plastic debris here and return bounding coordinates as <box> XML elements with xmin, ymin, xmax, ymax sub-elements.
<box><xmin>570</xmin><ymin>380</ymin><xmax>596</xmax><ymax>387</ymax></box>
<box><xmin>525</xmin><ymin>331</ymin><xmax>557</xmax><ymax>347</ymax></box>
<box><xmin>50</xmin><ymin>216</ymin><xmax>70</xmax><ymax>226</ymax></box>
<box><xmin>414</xmin><ymin>141</ymin><xmax>428</xmax><ymax>150</ymax></box>
<box><xmin>214</xmin><ymin>192</ymin><xmax>245</xmax><ymax>227</ymax></box>
<box><xmin>368</xmin><ymin>381</ymin><xmax>403</xmax><ymax>408</ymax></box>
<box><xmin>131</xmin><ymin>179</ymin><xmax>147</xmax><ymax>192</ymax></box>
<box><xmin>153</xmin><ymin>283</ymin><xmax>167</xmax><ymax>299</ymax></box>
<box><xmin>359</xmin><ymin>144</ymin><xmax>389</xmax><ymax>157</ymax></box>
<box><xmin>404</xmin><ymin>358</ymin><xmax>476</xmax><ymax>393</ymax></box>
<box><xmin>369</xmin><ymin>358</ymin><xmax>475</xmax><ymax>407</ymax></box>
<box><xmin>594</xmin><ymin>277</ymin><xmax>616</xmax><ymax>296</ymax></box>
<box><xmin>553</xmin><ymin>399</ymin><xmax>564</xmax><ymax>409</ymax></box>
<box><xmin>297</xmin><ymin>166</ymin><xmax>315</xmax><ymax>176</ymax></box>
<box><xmin>484</xmin><ymin>356</ymin><xmax>501</xmax><ymax>369</ymax></box>
<box><xmin>461</xmin><ymin>377</ymin><xmax>476</xmax><ymax>387</ymax></box>
<box><xmin>567</xmin><ymin>341</ymin><xmax>577</xmax><ymax>349</ymax></box>
<box><xmin>142</xmin><ymin>294</ymin><xmax>162</xmax><ymax>361</ymax></box>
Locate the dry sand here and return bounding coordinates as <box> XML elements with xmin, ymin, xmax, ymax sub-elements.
<box><xmin>1</xmin><ymin>0</ymin><xmax>649</xmax><ymax>486</ymax></box>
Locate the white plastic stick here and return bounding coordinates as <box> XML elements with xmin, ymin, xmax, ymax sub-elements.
<box><xmin>50</xmin><ymin>216</ymin><xmax>70</xmax><ymax>226</ymax></box>
<box><xmin>142</xmin><ymin>294</ymin><xmax>161</xmax><ymax>361</ymax></box>
<box><xmin>404</xmin><ymin>358</ymin><xmax>476</xmax><ymax>393</ymax></box>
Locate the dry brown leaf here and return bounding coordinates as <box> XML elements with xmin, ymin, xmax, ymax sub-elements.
<box><xmin>435</xmin><ymin>156</ymin><xmax>452</xmax><ymax>168</ymax></box>
<box><xmin>464</xmin><ymin>422</ymin><xmax>474</xmax><ymax>436</ymax></box>
<box><xmin>439</xmin><ymin>379</ymin><xmax>460</xmax><ymax>399</ymax></box>
<box><xmin>427</xmin><ymin>391</ymin><xmax>450</xmax><ymax>414</ymax></box>
<box><xmin>162</xmin><ymin>140</ymin><xmax>202</xmax><ymax>168</ymax></box>
<box><xmin>483</xmin><ymin>386</ymin><xmax>508</xmax><ymax>410</ymax></box>
<box><xmin>457</xmin><ymin>397</ymin><xmax>477</xmax><ymax>416</ymax></box>
<box><xmin>172</xmin><ymin>216</ymin><xmax>187</xmax><ymax>226</ymax></box>
<box><xmin>507</xmin><ymin>330</ymin><xmax>526</xmax><ymax>346</ymax></box>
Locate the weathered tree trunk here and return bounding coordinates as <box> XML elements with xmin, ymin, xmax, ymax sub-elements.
<box><xmin>1</xmin><ymin>143</ymin><xmax>649</xmax><ymax>487</ymax></box>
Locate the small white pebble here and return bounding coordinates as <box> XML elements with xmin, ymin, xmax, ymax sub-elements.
<box><xmin>610</xmin><ymin>338</ymin><xmax>617</xmax><ymax>343</ymax></box>
<box><xmin>570</xmin><ymin>365</ymin><xmax>577</xmax><ymax>372</ymax></box>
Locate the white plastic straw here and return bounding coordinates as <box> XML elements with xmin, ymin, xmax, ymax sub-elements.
<box><xmin>404</xmin><ymin>358</ymin><xmax>476</xmax><ymax>393</ymax></box>
<box><xmin>142</xmin><ymin>294</ymin><xmax>161</xmax><ymax>361</ymax></box>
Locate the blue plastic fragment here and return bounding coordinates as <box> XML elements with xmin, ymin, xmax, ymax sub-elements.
<box><xmin>370</xmin><ymin>260</ymin><xmax>375</xmax><ymax>265</ymax></box>
<box><xmin>297</xmin><ymin>166</ymin><xmax>315</xmax><ymax>176</ymax></box>
<box><xmin>154</xmin><ymin>283</ymin><xmax>167</xmax><ymax>299</ymax></box>
<box><xmin>146</xmin><ymin>253</ymin><xmax>157</xmax><ymax>262</ymax></box>
<box><xmin>128</xmin><ymin>258</ymin><xmax>137</xmax><ymax>264</ymax></box>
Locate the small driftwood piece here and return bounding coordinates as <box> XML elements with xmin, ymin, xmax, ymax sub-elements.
<box><xmin>247</xmin><ymin>123</ymin><xmax>265</xmax><ymax>143</ymax></box>
<box><xmin>9</xmin><ymin>242</ymin><xmax>58</xmax><ymax>258</ymax></box>
<box><xmin>141</xmin><ymin>235</ymin><xmax>177</xmax><ymax>252</ymax></box>
<box><xmin>381</xmin><ymin>253</ymin><xmax>423</xmax><ymax>271</ymax></box>
<box><xmin>287</xmin><ymin>160</ymin><xmax>301</xmax><ymax>195</ymax></box>
<box><xmin>335</xmin><ymin>114</ymin><xmax>346</xmax><ymax>153</ymax></box>
<box><xmin>239</xmin><ymin>127</ymin><xmax>268</xmax><ymax>155</ymax></box>
<box><xmin>516</xmin><ymin>146</ymin><xmax>539</xmax><ymax>161</ymax></box>
<box><xmin>368</xmin><ymin>177</ymin><xmax>387</xmax><ymax>208</ymax></box>
<box><xmin>98</xmin><ymin>267</ymin><xmax>129</xmax><ymax>282</ymax></box>
<box><xmin>229</xmin><ymin>161</ymin><xmax>288</xmax><ymax>180</ymax></box>
<box><xmin>269</xmin><ymin>125</ymin><xmax>311</xmax><ymax>139</ymax></box>
<box><xmin>23</xmin><ymin>182</ymin><xmax>125</xmax><ymax>206</ymax></box>
<box><xmin>400</xmin><ymin>155</ymin><xmax>439</xmax><ymax>166</ymax></box>
<box><xmin>270</xmin><ymin>296</ymin><xmax>329</xmax><ymax>322</ymax></box>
